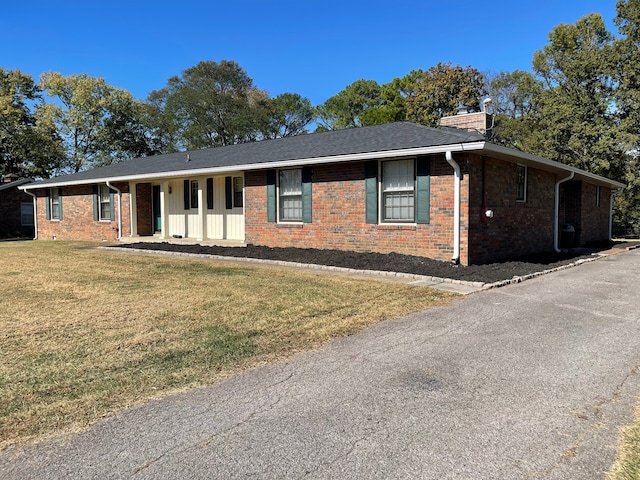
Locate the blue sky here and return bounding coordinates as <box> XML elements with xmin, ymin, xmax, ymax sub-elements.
<box><xmin>1</xmin><ymin>1</ymin><xmax>619</xmax><ymax>106</ymax></box>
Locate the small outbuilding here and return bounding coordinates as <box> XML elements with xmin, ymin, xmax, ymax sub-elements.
<box><xmin>20</xmin><ymin>116</ymin><xmax>624</xmax><ymax>265</ymax></box>
<box><xmin>0</xmin><ymin>175</ymin><xmax>34</xmax><ymax>238</ymax></box>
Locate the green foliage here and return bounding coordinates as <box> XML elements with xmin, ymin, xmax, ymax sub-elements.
<box><xmin>259</xmin><ymin>93</ymin><xmax>315</xmax><ymax>139</ymax></box>
<box><xmin>0</xmin><ymin>68</ymin><xmax>63</xmax><ymax>178</ymax></box>
<box><xmin>317</xmin><ymin>79</ymin><xmax>385</xmax><ymax>130</ymax></box>
<box><xmin>150</xmin><ymin>60</ymin><xmax>314</xmax><ymax>149</ymax></box>
<box><xmin>406</xmin><ymin>62</ymin><xmax>487</xmax><ymax>127</ymax></box>
<box><xmin>530</xmin><ymin>14</ymin><xmax>623</xmax><ymax>177</ymax></box>
<box><xmin>612</xmin><ymin>0</ymin><xmax>640</xmax><ymax>236</ymax></box>
<box><xmin>39</xmin><ymin>72</ymin><xmax>158</xmax><ymax>172</ymax></box>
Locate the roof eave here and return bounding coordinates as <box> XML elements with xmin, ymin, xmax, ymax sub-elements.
<box><xmin>19</xmin><ymin>140</ymin><xmax>625</xmax><ymax>191</ymax></box>
<box><xmin>20</xmin><ymin>142</ymin><xmax>486</xmax><ymax>190</ymax></box>
<box><xmin>476</xmin><ymin>143</ymin><xmax>626</xmax><ymax>189</ymax></box>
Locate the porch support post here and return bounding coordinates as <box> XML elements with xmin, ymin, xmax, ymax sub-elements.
<box><xmin>129</xmin><ymin>182</ymin><xmax>137</xmax><ymax>237</ymax></box>
<box><xmin>160</xmin><ymin>181</ymin><xmax>170</xmax><ymax>239</ymax></box>
<box><xmin>197</xmin><ymin>178</ymin><xmax>205</xmax><ymax>241</ymax></box>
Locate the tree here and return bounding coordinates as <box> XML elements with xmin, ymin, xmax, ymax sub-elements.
<box><xmin>317</xmin><ymin>79</ymin><xmax>384</xmax><ymax>130</ymax></box>
<box><xmin>612</xmin><ymin>0</ymin><xmax>640</xmax><ymax>236</ymax></box>
<box><xmin>156</xmin><ymin>60</ymin><xmax>264</xmax><ymax>149</ymax></box>
<box><xmin>486</xmin><ymin>70</ymin><xmax>545</xmax><ymax>151</ymax></box>
<box><xmin>259</xmin><ymin>93</ymin><xmax>315</xmax><ymax>139</ymax></box>
<box><xmin>531</xmin><ymin>13</ymin><xmax>623</xmax><ymax>178</ymax></box>
<box><xmin>406</xmin><ymin>62</ymin><xmax>487</xmax><ymax>127</ymax></box>
<box><xmin>39</xmin><ymin>72</ymin><xmax>154</xmax><ymax>172</ymax></box>
<box><xmin>0</xmin><ymin>68</ymin><xmax>63</xmax><ymax>178</ymax></box>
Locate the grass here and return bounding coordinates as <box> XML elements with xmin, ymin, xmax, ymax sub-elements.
<box><xmin>0</xmin><ymin>240</ymin><xmax>457</xmax><ymax>450</ymax></box>
<box><xmin>608</xmin><ymin>403</ymin><xmax>640</xmax><ymax>480</ymax></box>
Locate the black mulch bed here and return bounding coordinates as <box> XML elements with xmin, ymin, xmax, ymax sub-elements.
<box><xmin>110</xmin><ymin>242</ymin><xmax>604</xmax><ymax>284</ymax></box>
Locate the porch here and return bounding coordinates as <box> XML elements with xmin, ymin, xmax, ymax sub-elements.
<box><xmin>129</xmin><ymin>175</ymin><xmax>245</xmax><ymax>243</ymax></box>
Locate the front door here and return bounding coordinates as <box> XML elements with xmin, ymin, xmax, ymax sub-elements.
<box><xmin>152</xmin><ymin>185</ymin><xmax>161</xmax><ymax>232</ymax></box>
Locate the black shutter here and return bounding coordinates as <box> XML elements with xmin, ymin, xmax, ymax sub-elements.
<box><xmin>58</xmin><ymin>188</ymin><xmax>63</xmax><ymax>220</ymax></box>
<box><xmin>206</xmin><ymin>178</ymin><xmax>214</xmax><ymax>209</ymax></box>
<box><xmin>45</xmin><ymin>190</ymin><xmax>51</xmax><ymax>220</ymax></box>
<box><xmin>416</xmin><ymin>157</ymin><xmax>431</xmax><ymax>224</ymax></box>
<box><xmin>365</xmin><ymin>161</ymin><xmax>378</xmax><ymax>224</ymax></box>
<box><xmin>109</xmin><ymin>191</ymin><xmax>115</xmax><ymax>221</ymax></box>
<box><xmin>183</xmin><ymin>180</ymin><xmax>190</xmax><ymax>210</ymax></box>
<box><xmin>266</xmin><ymin>170</ymin><xmax>276</xmax><ymax>222</ymax></box>
<box><xmin>93</xmin><ymin>185</ymin><xmax>99</xmax><ymax>221</ymax></box>
<box><xmin>302</xmin><ymin>167</ymin><xmax>312</xmax><ymax>223</ymax></box>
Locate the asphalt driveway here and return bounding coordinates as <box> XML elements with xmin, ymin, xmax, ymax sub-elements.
<box><xmin>2</xmin><ymin>249</ymin><xmax>640</xmax><ymax>479</ymax></box>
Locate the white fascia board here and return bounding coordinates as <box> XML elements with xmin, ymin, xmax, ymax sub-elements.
<box><xmin>477</xmin><ymin>143</ymin><xmax>626</xmax><ymax>189</ymax></box>
<box><xmin>19</xmin><ymin>142</ymin><xmax>487</xmax><ymax>190</ymax></box>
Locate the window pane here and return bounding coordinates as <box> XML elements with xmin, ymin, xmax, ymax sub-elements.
<box><xmin>383</xmin><ymin>159</ymin><xmax>413</xmax><ymax>191</ymax></box>
<box><xmin>384</xmin><ymin>192</ymin><xmax>414</xmax><ymax>221</ymax></box>
<box><xmin>50</xmin><ymin>189</ymin><xmax>60</xmax><ymax>219</ymax></box>
<box><xmin>280</xmin><ymin>169</ymin><xmax>302</xmax><ymax>195</ymax></box>
<box><xmin>382</xmin><ymin>160</ymin><xmax>415</xmax><ymax>221</ymax></box>
<box><xmin>280</xmin><ymin>195</ymin><xmax>302</xmax><ymax>221</ymax></box>
<box><xmin>278</xmin><ymin>169</ymin><xmax>302</xmax><ymax>221</ymax></box>
<box><xmin>233</xmin><ymin>177</ymin><xmax>243</xmax><ymax>207</ymax></box>
<box><xmin>101</xmin><ymin>202</ymin><xmax>111</xmax><ymax>220</ymax></box>
<box><xmin>517</xmin><ymin>166</ymin><xmax>526</xmax><ymax>201</ymax></box>
<box><xmin>100</xmin><ymin>186</ymin><xmax>110</xmax><ymax>202</ymax></box>
<box><xmin>99</xmin><ymin>185</ymin><xmax>111</xmax><ymax>220</ymax></box>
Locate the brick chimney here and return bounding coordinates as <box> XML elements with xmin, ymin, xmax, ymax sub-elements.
<box><xmin>1</xmin><ymin>173</ymin><xmax>19</xmax><ymax>184</ymax></box>
<box><xmin>439</xmin><ymin>102</ymin><xmax>492</xmax><ymax>138</ymax></box>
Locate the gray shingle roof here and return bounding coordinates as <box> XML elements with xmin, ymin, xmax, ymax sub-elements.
<box><xmin>30</xmin><ymin>122</ymin><xmax>485</xmax><ymax>187</ymax></box>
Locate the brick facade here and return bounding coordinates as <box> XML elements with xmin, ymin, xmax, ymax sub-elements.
<box><xmin>245</xmin><ymin>155</ymin><xmax>469</xmax><ymax>264</ymax></box>
<box><xmin>245</xmin><ymin>153</ymin><xmax>613</xmax><ymax>265</ymax></box>
<box><xmin>35</xmin><ymin>183</ymin><xmax>131</xmax><ymax>241</ymax></box>
<box><xmin>467</xmin><ymin>155</ymin><xmax>557</xmax><ymax>264</ymax></box>
<box><xmin>28</xmin><ymin>154</ymin><xmax>614</xmax><ymax>265</ymax></box>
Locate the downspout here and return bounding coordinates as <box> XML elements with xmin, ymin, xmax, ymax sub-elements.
<box><xmin>106</xmin><ymin>181</ymin><xmax>122</xmax><ymax>240</ymax></box>
<box><xmin>24</xmin><ymin>190</ymin><xmax>38</xmax><ymax>240</ymax></box>
<box><xmin>554</xmin><ymin>171</ymin><xmax>575</xmax><ymax>253</ymax></box>
<box><xmin>445</xmin><ymin>151</ymin><xmax>461</xmax><ymax>264</ymax></box>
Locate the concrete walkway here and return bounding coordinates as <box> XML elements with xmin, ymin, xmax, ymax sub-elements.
<box><xmin>2</xmin><ymin>250</ymin><xmax>640</xmax><ymax>479</ymax></box>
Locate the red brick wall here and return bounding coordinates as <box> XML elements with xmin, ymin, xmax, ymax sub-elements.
<box><xmin>467</xmin><ymin>155</ymin><xmax>556</xmax><ymax>263</ymax></box>
<box><xmin>0</xmin><ymin>185</ymin><xmax>34</xmax><ymax>237</ymax></box>
<box><xmin>558</xmin><ymin>181</ymin><xmax>612</xmax><ymax>246</ymax></box>
<box><xmin>245</xmin><ymin>156</ymin><xmax>469</xmax><ymax>263</ymax></box>
<box><xmin>35</xmin><ymin>183</ymin><xmax>131</xmax><ymax>241</ymax></box>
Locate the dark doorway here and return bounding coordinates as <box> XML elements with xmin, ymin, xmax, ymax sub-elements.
<box><xmin>153</xmin><ymin>185</ymin><xmax>161</xmax><ymax>232</ymax></box>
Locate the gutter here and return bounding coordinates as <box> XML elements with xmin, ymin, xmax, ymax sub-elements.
<box><xmin>23</xmin><ymin>190</ymin><xmax>38</xmax><ymax>240</ymax></box>
<box><xmin>445</xmin><ymin>151</ymin><xmax>461</xmax><ymax>264</ymax></box>
<box><xmin>106</xmin><ymin>181</ymin><xmax>122</xmax><ymax>240</ymax></box>
<box><xmin>554</xmin><ymin>172</ymin><xmax>575</xmax><ymax>253</ymax></box>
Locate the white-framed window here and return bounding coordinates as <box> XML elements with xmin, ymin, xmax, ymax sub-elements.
<box><xmin>190</xmin><ymin>180</ymin><xmax>199</xmax><ymax>209</ymax></box>
<box><xmin>99</xmin><ymin>184</ymin><xmax>111</xmax><ymax>221</ymax></box>
<box><xmin>21</xmin><ymin>202</ymin><xmax>34</xmax><ymax>226</ymax></box>
<box><xmin>278</xmin><ymin>168</ymin><xmax>302</xmax><ymax>222</ymax></box>
<box><xmin>50</xmin><ymin>188</ymin><xmax>61</xmax><ymax>220</ymax></box>
<box><xmin>233</xmin><ymin>176</ymin><xmax>244</xmax><ymax>207</ymax></box>
<box><xmin>516</xmin><ymin>165</ymin><xmax>527</xmax><ymax>202</ymax></box>
<box><xmin>382</xmin><ymin>159</ymin><xmax>415</xmax><ymax>222</ymax></box>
